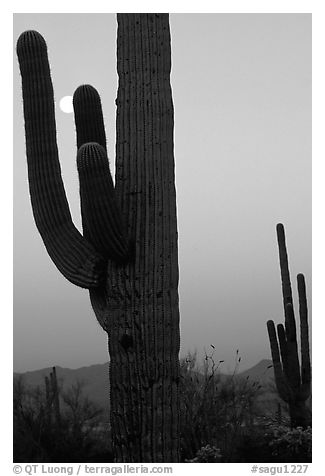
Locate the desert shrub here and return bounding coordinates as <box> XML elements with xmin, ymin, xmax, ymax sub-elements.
<box><xmin>185</xmin><ymin>444</ymin><xmax>222</xmax><ymax>463</ymax></box>
<box><xmin>265</xmin><ymin>423</ymin><xmax>312</xmax><ymax>462</ymax></box>
<box><xmin>234</xmin><ymin>416</ymin><xmax>312</xmax><ymax>463</ymax></box>
<box><xmin>13</xmin><ymin>375</ymin><xmax>112</xmax><ymax>462</ymax></box>
<box><xmin>179</xmin><ymin>349</ymin><xmax>263</xmax><ymax>462</ymax></box>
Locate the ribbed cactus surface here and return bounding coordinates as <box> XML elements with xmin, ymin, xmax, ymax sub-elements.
<box><xmin>107</xmin><ymin>14</ymin><xmax>180</xmax><ymax>461</ymax></box>
<box><xmin>17</xmin><ymin>14</ymin><xmax>180</xmax><ymax>462</ymax></box>
<box><xmin>267</xmin><ymin>224</ymin><xmax>311</xmax><ymax>428</ymax></box>
<box><xmin>16</xmin><ymin>31</ymin><xmax>106</xmax><ymax>288</ymax></box>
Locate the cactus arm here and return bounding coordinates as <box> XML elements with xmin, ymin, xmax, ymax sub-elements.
<box><xmin>73</xmin><ymin>85</ymin><xmax>107</xmax><ymax>151</ymax></box>
<box><xmin>267</xmin><ymin>320</ymin><xmax>290</xmax><ymax>401</ymax></box>
<box><xmin>77</xmin><ymin>143</ymin><xmax>129</xmax><ymax>262</ymax></box>
<box><xmin>72</xmin><ymin>83</ymin><xmax>129</xmax><ymax>261</ymax></box>
<box><xmin>16</xmin><ymin>30</ymin><xmax>105</xmax><ymax>288</ymax></box>
<box><xmin>276</xmin><ymin>323</ymin><xmax>290</xmax><ymax>379</ymax></box>
<box><xmin>276</xmin><ymin>223</ymin><xmax>293</xmax><ymax>319</ymax></box>
<box><xmin>284</xmin><ymin>303</ymin><xmax>301</xmax><ymax>391</ymax></box>
<box><xmin>297</xmin><ymin>273</ymin><xmax>311</xmax><ymax>395</ymax></box>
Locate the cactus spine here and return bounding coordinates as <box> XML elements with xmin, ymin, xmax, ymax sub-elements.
<box><xmin>267</xmin><ymin>224</ymin><xmax>311</xmax><ymax>428</ymax></box>
<box><xmin>17</xmin><ymin>14</ymin><xmax>180</xmax><ymax>462</ymax></box>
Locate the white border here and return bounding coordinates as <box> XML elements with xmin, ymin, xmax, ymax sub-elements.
<box><xmin>3</xmin><ymin>1</ymin><xmax>324</xmax><ymax>473</ymax></box>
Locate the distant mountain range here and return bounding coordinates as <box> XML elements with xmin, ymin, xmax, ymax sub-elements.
<box><xmin>237</xmin><ymin>359</ymin><xmax>274</xmax><ymax>385</ymax></box>
<box><xmin>14</xmin><ymin>359</ymin><xmax>276</xmax><ymax>411</ymax></box>
<box><xmin>14</xmin><ymin>363</ymin><xmax>111</xmax><ymax>410</ymax></box>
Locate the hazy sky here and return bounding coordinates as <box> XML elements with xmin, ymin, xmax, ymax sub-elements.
<box><xmin>13</xmin><ymin>13</ymin><xmax>311</xmax><ymax>373</ymax></box>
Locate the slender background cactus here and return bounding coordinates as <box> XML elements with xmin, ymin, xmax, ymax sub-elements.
<box><xmin>267</xmin><ymin>223</ymin><xmax>311</xmax><ymax>428</ymax></box>
<box><xmin>17</xmin><ymin>13</ymin><xmax>180</xmax><ymax>462</ymax></box>
<box><xmin>45</xmin><ymin>367</ymin><xmax>61</xmax><ymax>430</ymax></box>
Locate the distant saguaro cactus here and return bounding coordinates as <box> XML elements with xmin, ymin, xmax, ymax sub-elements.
<box><xmin>267</xmin><ymin>224</ymin><xmax>311</xmax><ymax>428</ymax></box>
<box><xmin>17</xmin><ymin>13</ymin><xmax>180</xmax><ymax>462</ymax></box>
<box><xmin>45</xmin><ymin>366</ymin><xmax>61</xmax><ymax>429</ymax></box>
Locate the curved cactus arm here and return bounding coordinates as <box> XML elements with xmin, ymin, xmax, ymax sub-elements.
<box><xmin>77</xmin><ymin>143</ymin><xmax>129</xmax><ymax>262</ymax></box>
<box><xmin>16</xmin><ymin>30</ymin><xmax>106</xmax><ymax>288</ymax></box>
<box><xmin>297</xmin><ymin>273</ymin><xmax>311</xmax><ymax>394</ymax></box>
<box><xmin>73</xmin><ymin>85</ymin><xmax>107</xmax><ymax>152</ymax></box>
<box><xmin>73</xmin><ymin>84</ymin><xmax>129</xmax><ymax>262</ymax></box>
<box><xmin>276</xmin><ymin>223</ymin><xmax>293</xmax><ymax>320</ymax></box>
<box><xmin>267</xmin><ymin>320</ymin><xmax>290</xmax><ymax>401</ymax></box>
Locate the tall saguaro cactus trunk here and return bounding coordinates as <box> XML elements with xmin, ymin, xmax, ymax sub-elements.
<box><xmin>267</xmin><ymin>224</ymin><xmax>311</xmax><ymax>429</ymax></box>
<box><xmin>105</xmin><ymin>14</ymin><xmax>180</xmax><ymax>462</ymax></box>
<box><xmin>16</xmin><ymin>13</ymin><xmax>180</xmax><ymax>462</ymax></box>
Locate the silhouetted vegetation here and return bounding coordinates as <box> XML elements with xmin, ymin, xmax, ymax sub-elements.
<box><xmin>13</xmin><ymin>372</ymin><xmax>113</xmax><ymax>463</ymax></box>
<box><xmin>179</xmin><ymin>350</ymin><xmax>311</xmax><ymax>463</ymax></box>
<box><xmin>14</xmin><ymin>355</ymin><xmax>311</xmax><ymax>463</ymax></box>
<box><xmin>179</xmin><ymin>349</ymin><xmax>262</xmax><ymax>462</ymax></box>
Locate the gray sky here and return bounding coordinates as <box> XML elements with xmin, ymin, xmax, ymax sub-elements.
<box><xmin>13</xmin><ymin>13</ymin><xmax>311</xmax><ymax>373</ymax></box>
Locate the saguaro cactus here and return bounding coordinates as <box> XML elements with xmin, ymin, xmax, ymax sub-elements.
<box><xmin>267</xmin><ymin>224</ymin><xmax>311</xmax><ymax>428</ymax></box>
<box><xmin>45</xmin><ymin>367</ymin><xmax>61</xmax><ymax>429</ymax></box>
<box><xmin>16</xmin><ymin>14</ymin><xmax>180</xmax><ymax>462</ymax></box>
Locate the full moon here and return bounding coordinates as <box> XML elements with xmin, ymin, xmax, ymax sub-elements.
<box><xmin>59</xmin><ymin>96</ymin><xmax>73</xmax><ymax>114</ymax></box>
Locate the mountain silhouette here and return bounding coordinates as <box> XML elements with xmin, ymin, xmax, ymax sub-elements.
<box><xmin>14</xmin><ymin>363</ymin><xmax>110</xmax><ymax>410</ymax></box>
<box><xmin>14</xmin><ymin>359</ymin><xmax>275</xmax><ymax>411</ymax></box>
<box><xmin>237</xmin><ymin>359</ymin><xmax>275</xmax><ymax>386</ymax></box>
